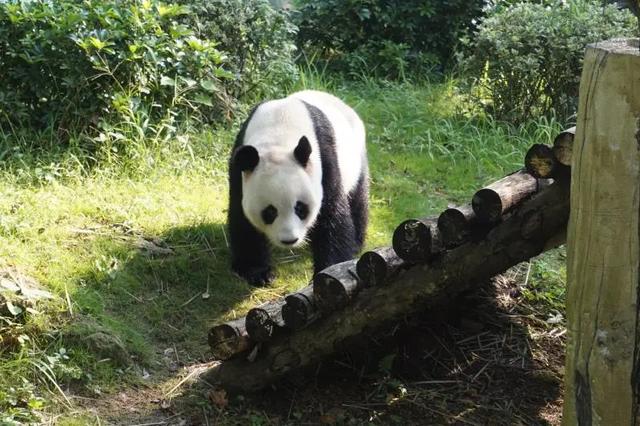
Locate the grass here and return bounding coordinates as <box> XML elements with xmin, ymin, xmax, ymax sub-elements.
<box><xmin>0</xmin><ymin>75</ymin><xmax>567</xmax><ymax>424</ymax></box>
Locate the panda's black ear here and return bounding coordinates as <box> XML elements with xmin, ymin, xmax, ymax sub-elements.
<box><xmin>234</xmin><ymin>145</ymin><xmax>259</xmax><ymax>172</ymax></box>
<box><xmin>294</xmin><ymin>136</ymin><xmax>312</xmax><ymax>167</ymax></box>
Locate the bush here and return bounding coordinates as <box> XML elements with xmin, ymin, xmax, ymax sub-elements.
<box><xmin>0</xmin><ymin>0</ymin><xmax>299</xmax><ymax>145</ymax></box>
<box><xmin>0</xmin><ymin>0</ymin><xmax>234</xmax><ymax>135</ymax></box>
<box><xmin>293</xmin><ymin>0</ymin><xmax>485</xmax><ymax>79</ymax></box>
<box><xmin>463</xmin><ymin>0</ymin><xmax>636</xmax><ymax>124</ymax></box>
<box><xmin>179</xmin><ymin>0</ymin><xmax>298</xmax><ymax>103</ymax></box>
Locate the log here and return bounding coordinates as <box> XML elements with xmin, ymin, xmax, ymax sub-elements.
<box><xmin>207</xmin><ymin>318</ymin><xmax>252</xmax><ymax>361</ymax></box>
<box><xmin>282</xmin><ymin>284</ymin><xmax>319</xmax><ymax>331</ymax></box>
<box><xmin>203</xmin><ymin>180</ymin><xmax>570</xmax><ymax>392</ymax></box>
<box><xmin>356</xmin><ymin>247</ymin><xmax>406</xmax><ymax>286</ymax></box>
<box><xmin>437</xmin><ymin>205</ymin><xmax>477</xmax><ymax>248</ymax></box>
<box><xmin>563</xmin><ymin>38</ymin><xmax>640</xmax><ymax>426</ymax></box>
<box><xmin>313</xmin><ymin>259</ymin><xmax>360</xmax><ymax>312</ymax></box>
<box><xmin>245</xmin><ymin>299</ymin><xmax>286</xmax><ymax>342</ymax></box>
<box><xmin>552</xmin><ymin>126</ymin><xmax>576</xmax><ymax>167</ymax></box>
<box><xmin>525</xmin><ymin>144</ymin><xmax>559</xmax><ymax>179</ymax></box>
<box><xmin>471</xmin><ymin>169</ymin><xmax>541</xmax><ymax>224</ymax></box>
<box><xmin>392</xmin><ymin>217</ymin><xmax>441</xmax><ymax>262</ymax></box>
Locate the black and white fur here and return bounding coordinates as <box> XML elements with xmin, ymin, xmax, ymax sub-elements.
<box><xmin>228</xmin><ymin>90</ymin><xmax>369</xmax><ymax>286</ymax></box>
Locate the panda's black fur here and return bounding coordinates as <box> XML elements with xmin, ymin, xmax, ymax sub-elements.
<box><xmin>228</xmin><ymin>95</ymin><xmax>368</xmax><ymax>286</ymax></box>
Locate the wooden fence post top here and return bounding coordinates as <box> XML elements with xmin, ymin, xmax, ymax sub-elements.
<box><xmin>587</xmin><ymin>38</ymin><xmax>639</xmax><ymax>55</ymax></box>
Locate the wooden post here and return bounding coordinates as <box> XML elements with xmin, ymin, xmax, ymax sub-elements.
<box><xmin>563</xmin><ymin>38</ymin><xmax>640</xmax><ymax>425</ymax></box>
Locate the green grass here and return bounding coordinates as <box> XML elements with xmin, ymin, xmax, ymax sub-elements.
<box><xmin>0</xmin><ymin>76</ymin><xmax>567</xmax><ymax>424</ymax></box>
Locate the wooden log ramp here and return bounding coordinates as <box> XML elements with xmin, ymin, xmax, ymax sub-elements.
<box><xmin>205</xmin><ymin>131</ymin><xmax>575</xmax><ymax>392</ymax></box>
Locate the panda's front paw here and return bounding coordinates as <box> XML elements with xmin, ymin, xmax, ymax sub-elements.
<box><xmin>232</xmin><ymin>264</ymin><xmax>275</xmax><ymax>287</ymax></box>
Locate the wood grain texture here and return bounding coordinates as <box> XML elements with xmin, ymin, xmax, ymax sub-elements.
<box><xmin>563</xmin><ymin>38</ymin><xmax>640</xmax><ymax>426</ymax></box>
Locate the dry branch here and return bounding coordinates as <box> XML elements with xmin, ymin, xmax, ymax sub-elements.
<box><xmin>204</xmin><ymin>181</ymin><xmax>570</xmax><ymax>392</ymax></box>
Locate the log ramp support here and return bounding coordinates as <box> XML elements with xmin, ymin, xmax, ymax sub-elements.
<box><xmin>203</xmin><ymin>119</ymin><xmax>576</xmax><ymax>392</ymax></box>
<box><xmin>202</xmin><ymin>76</ymin><xmax>596</xmax><ymax>392</ymax></box>
<box><xmin>562</xmin><ymin>38</ymin><xmax>640</xmax><ymax>425</ymax></box>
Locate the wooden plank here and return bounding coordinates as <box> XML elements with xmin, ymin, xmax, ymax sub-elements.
<box><xmin>563</xmin><ymin>38</ymin><xmax>640</xmax><ymax>426</ymax></box>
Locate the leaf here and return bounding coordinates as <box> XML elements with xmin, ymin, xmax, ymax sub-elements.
<box><xmin>200</xmin><ymin>80</ymin><xmax>217</xmax><ymax>93</ymax></box>
<box><xmin>160</xmin><ymin>76</ymin><xmax>175</xmax><ymax>87</ymax></box>
<box><xmin>89</xmin><ymin>37</ymin><xmax>108</xmax><ymax>51</ymax></box>
<box><xmin>208</xmin><ymin>389</ymin><xmax>228</xmax><ymax>409</ymax></box>
<box><xmin>193</xmin><ymin>94</ymin><xmax>213</xmax><ymax>107</ymax></box>
<box><xmin>214</xmin><ymin>68</ymin><xmax>234</xmax><ymax>79</ymax></box>
<box><xmin>6</xmin><ymin>300</ymin><xmax>23</xmax><ymax>316</ymax></box>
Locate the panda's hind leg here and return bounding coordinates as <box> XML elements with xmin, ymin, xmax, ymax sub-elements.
<box><xmin>349</xmin><ymin>171</ymin><xmax>369</xmax><ymax>249</ymax></box>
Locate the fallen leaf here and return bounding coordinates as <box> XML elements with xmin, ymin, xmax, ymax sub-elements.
<box><xmin>208</xmin><ymin>389</ymin><xmax>228</xmax><ymax>409</ymax></box>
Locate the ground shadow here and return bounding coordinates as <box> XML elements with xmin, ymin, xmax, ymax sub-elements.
<box><xmin>59</xmin><ymin>220</ymin><xmax>256</xmax><ymax>396</ymax></box>
<box><xmin>105</xmin><ymin>262</ymin><xmax>564</xmax><ymax>425</ymax></box>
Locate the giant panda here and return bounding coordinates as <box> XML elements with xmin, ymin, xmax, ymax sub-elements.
<box><xmin>227</xmin><ymin>90</ymin><xmax>369</xmax><ymax>286</ymax></box>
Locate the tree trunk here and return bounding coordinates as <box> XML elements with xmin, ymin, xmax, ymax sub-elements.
<box><xmin>563</xmin><ymin>38</ymin><xmax>640</xmax><ymax>426</ymax></box>
<box><xmin>203</xmin><ymin>181</ymin><xmax>570</xmax><ymax>392</ymax></box>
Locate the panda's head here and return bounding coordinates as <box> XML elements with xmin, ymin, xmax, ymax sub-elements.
<box><xmin>234</xmin><ymin>136</ymin><xmax>321</xmax><ymax>248</ymax></box>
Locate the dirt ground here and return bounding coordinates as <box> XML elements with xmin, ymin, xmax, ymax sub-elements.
<box><xmin>76</xmin><ymin>264</ymin><xmax>565</xmax><ymax>425</ymax></box>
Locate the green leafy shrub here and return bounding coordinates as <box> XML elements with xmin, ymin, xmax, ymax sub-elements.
<box><xmin>179</xmin><ymin>0</ymin><xmax>298</xmax><ymax>103</ymax></box>
<box><xmin>0</xmin><ymin>0</ymin><xmax>234</xmax><ymax>135</ymax></box>
<box><xmin>293</xmin><ymin>0</ymin><xmax>485</xmax><ymax>79</ymax></box>
<box><xmin>463</xmin><ymin>0</ymin><xmax>636</xmax><ymax>124</ymax></box>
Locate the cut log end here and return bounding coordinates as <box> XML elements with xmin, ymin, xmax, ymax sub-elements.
<box><xmin>472</xmin><ymin>189</ymin><xmax>503</xmax><ymax>223</ymax></box>
<box><xmin>356</xmin><ymin>247</ymin><xmax>403</xmax><ymax>286</ymax></box>
<box><xmin>245</xmin><ymin>309</ymin><xmax>276</xmax><ymax>342</ymax></box>
<box><xmin>208</xmin><ymin>322</ymin><xmax>251</xmax><ymax>360</ymax></box>
<box><xmin>314</xmin><ymin>273</ymin><xmax>350</xmax><ymax>311</ymax></box>
<box><xmin>525</xmin><ymin>144</ymin><xmax>557</xmax><ymax>178</ymax></box>
<box><xmin>552</xmin><ymin>127</ymin><xmax>576</xmax><ymax>167</ymax></box>
<box><xmin>282</xmin><ymin>292</ymin><xmax>315</xmax><ymax>330</ymax></box>
<box><xmin>392</xmin><ymin>219</ymin><xmax>435</xmax><ymax>262</ymax></box>
<box><xmin>438</xmin><ymin>208</ymin><xmax>472</xmax><ymax>248</ymax></box>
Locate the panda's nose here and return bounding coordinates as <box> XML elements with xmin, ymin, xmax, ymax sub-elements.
<box><xmin>281</xmin><ymin>238</ymin><xmax>298</xmax><ymax>245</ymax></box>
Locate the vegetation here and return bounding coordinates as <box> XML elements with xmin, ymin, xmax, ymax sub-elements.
<box><xmin>294</xmin><ymin>0</ymin><xmax>485</xmax><ymax>78</ymax></box>
<box><xmin>0</xmin><ymin>0</ymin><xmax>635</xmax><ymax>422</ymax></box>
<box><xmin>463</xmin><ymin>0</ymin><xmax>636</xmax><ymax>124</ymax></box>
<box><xmin>0</xmin><ymin>0</ymin><xmax>297</xmax><ymax>146</ymax></box>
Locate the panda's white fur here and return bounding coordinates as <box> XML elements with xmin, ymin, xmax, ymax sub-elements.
<box><xmin>241</xmin><ymin>90</ymin><xmax>365</xmax><ymax>247</ymax></box>
<box><xmin>228</xmin><ymin>90</ymin><xmax>368</xmax><ymax>286</ymax></box>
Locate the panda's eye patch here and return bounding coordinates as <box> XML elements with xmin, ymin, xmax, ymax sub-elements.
<box><xmin>261</xmin><ymin>205</ymin><xmax>278</xmax><ymax>225</ymax></box>
<box><xmin>295</xmin><ymin>201</ymin><xmax>309</xmax><ymax>220</ymax></box>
